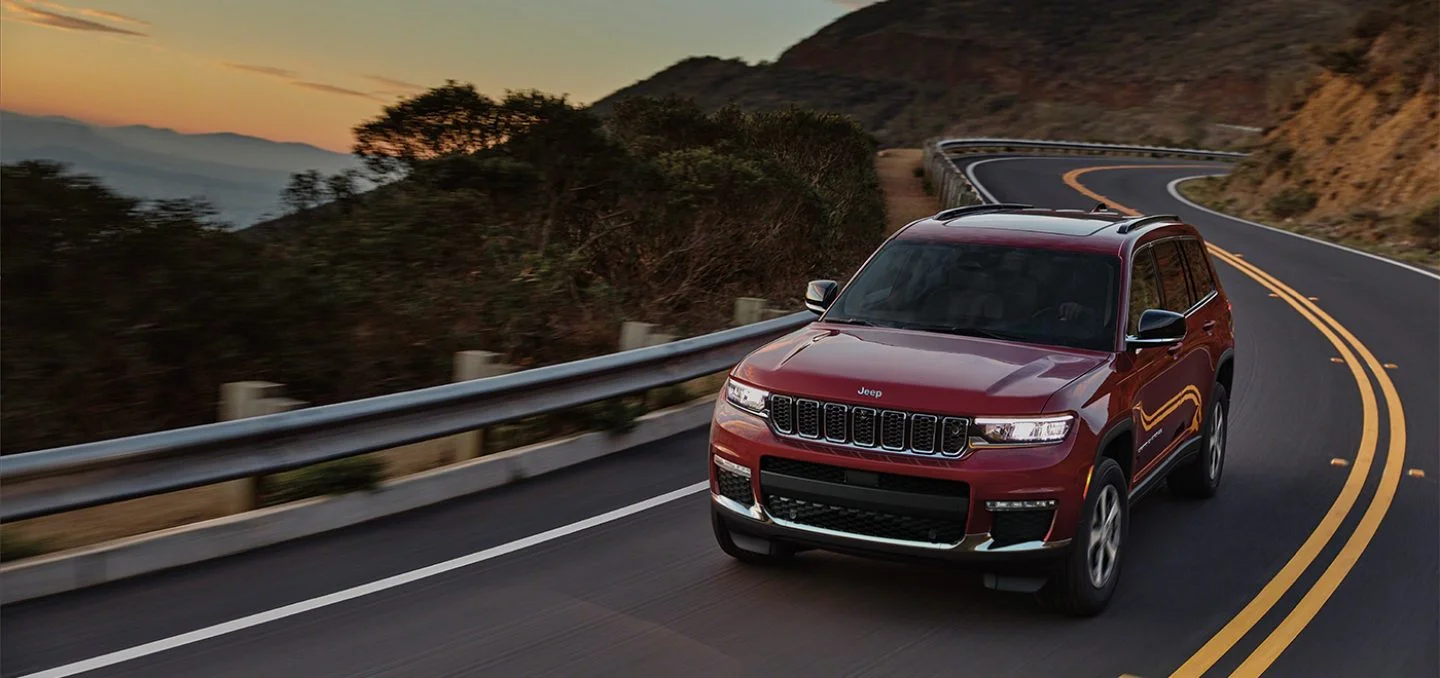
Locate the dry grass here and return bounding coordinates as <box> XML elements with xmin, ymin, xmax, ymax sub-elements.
<box><xmin>875</xmin><ymin>149</ymin><xmax>938</xmax><ymax>234</ymax></box>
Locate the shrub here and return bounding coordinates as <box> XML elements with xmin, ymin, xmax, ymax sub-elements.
<box><xmin>1310</xmin><ymin>42</ymin><xmax>1367</xmax><ymax>75</ymax></box>
<box><xmin>263</xmin><ymin>456</ymin><xmax>384</xmax><ymax>505</ymax></box>
<box><xmin>1267</xmin><ymin>188</ymin><xmax>1318</xmax><ymax>218</ymax></box>
<box><xmin>0</xmin><ymin>531</ymin><xmax>49</xmax><ymax>562</ymax></box>
<box><xmin>1409</xmin><ymin>198</ymin><xmax>1440</xmax><ymax>249</ymax></box>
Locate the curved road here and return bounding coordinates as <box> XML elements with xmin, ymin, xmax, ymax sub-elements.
<box><xmin>2</xmin><ymin>156</ymin><xmax>1435</xmax><ymax>678</ymax></box>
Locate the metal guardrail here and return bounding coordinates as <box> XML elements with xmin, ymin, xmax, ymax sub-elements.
<box><xmin>921</xmin><ymin>137</ymin><xmax>1246</xmax><ymax>211</ymax></box>
<box><xmin>0</xmin><ymin>312</ymin><xmax>814</xmax><ymax>523</ymax></box>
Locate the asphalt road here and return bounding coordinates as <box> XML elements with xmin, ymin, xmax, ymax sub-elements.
<box><xmin>3</xmin><ymin>156</ymin><xmax>1435</xmax><ymax>678</ymax></box>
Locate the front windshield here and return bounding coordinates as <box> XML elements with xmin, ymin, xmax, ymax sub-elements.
<box><xmin>824</xmin><ymin>239</ymin><xmax>1121</xmax><ymax>351</ymax></box>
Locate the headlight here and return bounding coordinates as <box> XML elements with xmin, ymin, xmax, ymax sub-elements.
<box><xmin>972</xmin><ymin>414</ymin><xmax>1073</xmax><ymax>445</ymax></box>
<box><xmin>724</xmin><ymin>378</ymin><xmax>769</xmax><ymax>416</ymax></box>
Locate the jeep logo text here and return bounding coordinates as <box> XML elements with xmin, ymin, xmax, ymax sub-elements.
<box><xmin>856</xmin><ymin>386</ymin><xmax>883</xmax><ymax>399</ymax></box>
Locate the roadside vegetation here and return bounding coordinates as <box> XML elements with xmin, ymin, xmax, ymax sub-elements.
<box><xmin>0</xmin><ymin>85</ymin><xmax>885</xmax><ymax>454</ymax></box>
<box><xmin>1180</xmin><ymin>0</ymin><xmax>1438</xmax><ymax>269</ymax></box>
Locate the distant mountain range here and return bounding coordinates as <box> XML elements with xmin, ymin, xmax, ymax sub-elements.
<box><xmin>0</xmin><ymin>110</ymin><xmax>363</xmax><ymax>228</ymax></box>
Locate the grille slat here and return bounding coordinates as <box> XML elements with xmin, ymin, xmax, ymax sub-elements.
<box><xmin>940</xmin><ymin>417</ymin><xmax>967</xmax><ymax>455</ymax></box>
<box><xmin>880</xmin><ymin>410</ymin><xmax>907</xmax><ymax>450</ymax></box>
<box><xmin>852</xmin><ymin>408</ymin><xmax>877</xmax><ymax>447</ymax></box>
<box><xmin>911</xmin><ymin>414</ymin><xmax>937</xmax><ymax>453</ymax></box>
<box><xmin>823</xmin><ymin>403</ymin><xmax>848</xmax><ymax>442</ymax></box>
<box><xmin>796</xmin><ymin>400</ymin><xmax>821</xmax><ymax>438</ymax></box>
<box><xmin>770</xmin><ymin>395</ymin><xmax>794</xmax><ymax>434</ymax></box>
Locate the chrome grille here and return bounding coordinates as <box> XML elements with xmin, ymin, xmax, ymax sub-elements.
<box><xmin>823</xmin><ymin>403</ymin><xmax>847</xmax><ymax>442</ymax></box>
<box><xmin>852</xmin><ymin>407</ymin><xmax>877</xmax><ymax>447</ymax></box>
<box><xmin>911</xmin><ymin>414</ymin><xmax>937</xmax><ymax>453</ymax></box>
<box><xmin>770</xmin><ymin>395</ymin><xmax>794</xmax><ymax>433</ymax></box>
<box><xmin>796</xmin><ymin>399</ymin><xmax>821</xmax><ymax>438</ymax></box>
<box><xmin>881</xmin><ymin>411</ymin><xmax>906</xmax><ymax>450</ymax></box>
<box><xmin>765</xmin><ymin>395</ymin><xmax>969</xmax><ymax>458</ymax></box>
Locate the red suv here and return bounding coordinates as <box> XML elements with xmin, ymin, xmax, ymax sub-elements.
<box><xmin>709</xmin><ymin>204</ymin><xmax>1235</xmax><ymax>616</ymax></box>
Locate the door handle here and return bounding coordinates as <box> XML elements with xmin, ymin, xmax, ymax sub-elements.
<box><xmin>1167</xmin><ymin>343</ymin><xmax>1183</xmax><ymax>356</ymax></box>
<box><xmin>1202</xmin><ymin>320</ymin><xmax>1217</xmax><ymax>331</ymax></box>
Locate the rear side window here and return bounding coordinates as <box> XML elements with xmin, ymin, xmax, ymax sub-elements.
<box><xmin>1128</xmin><ymin>246</ymin><xmax>1161</xmax><ymax>335</ymax></box>
<box><xmin>1180</xmin><ymin>239</ymin><xmax>1216</xmax><ymax>299</ymax></box>
<box><xmin>1152</xmin><ymin>241</ymin><xmax>1194</xmax><ymax>313</ymax></box>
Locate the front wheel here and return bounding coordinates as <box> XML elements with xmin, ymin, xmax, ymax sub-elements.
<box><xmin>1038</xmin><ymin>457</ymin><xmax>1127</xmax><ymax>617</ymax></box>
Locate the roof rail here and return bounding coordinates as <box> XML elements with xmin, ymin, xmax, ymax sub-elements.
<box><xmin>1113</xmin><ymin>214</ymin><xmax>1179</xmax><ymax>234</ymax></box>
<box><xmin>934</xmin><ymin>203</ymin><xmax>1033</xmax><ymax>221</ymax></box>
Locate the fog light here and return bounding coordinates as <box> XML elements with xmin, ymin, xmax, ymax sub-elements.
<box><xmin>986</xmin><ymin>499</ymin><xmax>1057</xmax><ymax>511</ymax></box>
<box><xmin>713</xmin><ymin>454</ymin><xmax>751</xmax><ymax>478</ymax></box>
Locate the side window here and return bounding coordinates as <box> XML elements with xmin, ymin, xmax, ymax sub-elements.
<box><xmin>1128</xmin><ymin>246</ymin><xmax>1161</xmax><ymax>335</ymax></box>
<box><xmin>1180</xmin><ymin>239</ymin><xmax>1215</xmax><ymax>300</ymax></box>
<box><xmin>1153</xmin><ymin>240</ymin><xmax>1194</xmax><ymax>313</ymax></box>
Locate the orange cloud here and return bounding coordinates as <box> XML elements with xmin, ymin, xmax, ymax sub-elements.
<box><xmin>1</xmin><ymin>0</ymin><xmax>146</xmax><ymax>36</ymax></box>
<box><xmin>362</xmin><ymin>74</ymin><xmax>426</xmax><ymax>94</ymax></box>
<box><xmin>223</xmin><ymin>62</ymin><xmax>299</xmax><ymax>78</ymax></box>
<box><xmin>37</xmin><ymin>1</ymin><xmax>150</xmax><ymax>27</ymax></box>
<box><xmin>293</xmin><ymin>81</ymin><xmax>380</xmax><ymax>101</ymax></box>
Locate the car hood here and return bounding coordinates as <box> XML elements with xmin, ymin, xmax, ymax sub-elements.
<box><xmin>732</xmin><ymin>324</ymin><xmax>1108</xmax><ymax>415</ymax></box>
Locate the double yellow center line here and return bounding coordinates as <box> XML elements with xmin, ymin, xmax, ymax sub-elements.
<box><xmin>1062</xmin><ymin>166</ymin><xmax>1408</xmax><ymax>677</ymax></box>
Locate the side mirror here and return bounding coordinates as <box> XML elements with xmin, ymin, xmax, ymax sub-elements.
<box><xmin>1126</xmin><ymin>309</ymin><xmax>1186</xmax><ymax>350</ymax></box>
<box><xmin>805</xmin><ymin>280</ymin><xmax>839</xmax><ymax>314</ymax></box>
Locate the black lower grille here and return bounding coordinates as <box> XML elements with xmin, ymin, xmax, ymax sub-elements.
<box><xmin>716</xmin><ymin>466</ymin><xmax>752</xmax><ymax>505</ymax></box>
<box><xmin>766</xmin><ymin>495</ymin><xmax>966</xmax><ymax>544</ymax></box>
<box><xmin>990</xmin><ymin>509</ymin><xmax>1054</xmax><ymax>546</ymax></box>
<box><xmin>760</xmin><ymin>457</ymin><xmax>967</xmax><ymax>497</ymax></box>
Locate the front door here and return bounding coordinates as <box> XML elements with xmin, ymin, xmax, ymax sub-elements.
<box><xmin>1128</xmin><ymin>241</ymin><xmax>1208</xmax><ymax>482</ymax></box>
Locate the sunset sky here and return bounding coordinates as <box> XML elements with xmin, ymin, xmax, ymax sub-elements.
<box><xmin>1</xmin><ymin>0</ymin><xmax>865</xmax><ymax>152</ymax></box>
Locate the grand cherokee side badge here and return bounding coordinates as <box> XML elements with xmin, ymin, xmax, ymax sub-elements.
<box><xmin>857</xmin><ymin>386</ymin><xmax>883</xmax><ymax>398</ymax></box>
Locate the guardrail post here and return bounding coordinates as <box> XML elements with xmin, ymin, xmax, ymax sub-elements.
<box><xmin>453</xmin><ymin>351</ymin><xmax>519</xmax><ymax>460</ymax></box>
<box><xmin>218</xmin><ymin>382</ymin><xmax>306</xmax><ymax>514</ymax></box>
<box><xmin>733</xmin><ymin>297</ymin><xmax>766</xmax><ymax>326</ymax></box>
<box><xmin>619</xmin><ymin>321</ymin><xmax>657</xmax><ymax>351</ymax></box>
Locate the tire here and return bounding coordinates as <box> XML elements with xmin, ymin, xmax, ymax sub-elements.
<box><xmin>1167</xmin><ymin>382</ymin><xmax>1228</xmax><ymax>499</ymax></box>
<box><xmin>712</xmin><ymin>506</ymin><xmax>794</xmax><ymax>565</ymax></box>
<box><xmin>1038</xmin><ymin>457</ymin><xmax>1127</xmax><ymax>617</ymax></box>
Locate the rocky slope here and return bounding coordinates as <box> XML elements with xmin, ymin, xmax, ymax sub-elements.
<box><xmin>1189</xmin><ymin>0</ymin><xmax>1439</xmax><ymax>259</ymax></box>
<box><xmin>594</xmin><ymin>0</ymin><xmax>1368</xmax><ymax>148</ymax></box>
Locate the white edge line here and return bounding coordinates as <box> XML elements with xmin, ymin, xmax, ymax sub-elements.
<box><xmin>20</xmin><ymin>480</ymin><xmax>710</xmax><ymax>678</ymax></box>
<box><xmin>961</xmin><ymin>157</ymin><xmax>1005</xmax><ymax>203</ymax></box>
<box><xmin>1164</xmin><ymin>176</ymin><xmax>1440</xmax><ymax>282</ymax></box>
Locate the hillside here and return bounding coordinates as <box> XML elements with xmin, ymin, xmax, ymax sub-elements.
<box><xmin>1184</xmin><ymin>0</ymin><xmax>1439</xmax><ymax>262</ymax></box>
<box><xmin>594</xmin><ymin>0</ymin><xmax>1368</xmax><ymax>148</ymax></box>
<box><xmin>1</xmin><ymin>88</ymin><xmax>884</xmax><ymax>453</ymax></box>
<box><xmin>0</xmin><ymin>111</ymin><xmax>363</xmax><ymax>227</ymax></box>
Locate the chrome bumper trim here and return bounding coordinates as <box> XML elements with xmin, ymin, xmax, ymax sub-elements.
<box><xmin>711</xmin><ymin>492</ymin><xmax>1070</xmax><ymax>554</ymax></box>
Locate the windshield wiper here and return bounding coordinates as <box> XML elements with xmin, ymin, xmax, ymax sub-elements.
<box><xmin>823</xmin><ymin>317</ymin><xmax>883</xmax><ymax>327</ymax></box>
<box><xmin>898</xmin><ymin>323</ymin><xmax>1028</xmax><ymax>341</ymax></box>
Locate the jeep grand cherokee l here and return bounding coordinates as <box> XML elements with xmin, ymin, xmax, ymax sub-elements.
<box><xmin>708</xmin><ymin>203</ymin><xmax>1236</xmax><ymax>616</ymax></box>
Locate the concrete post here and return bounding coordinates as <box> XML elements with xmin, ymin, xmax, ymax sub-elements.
<box><xmin>619</xmin><ymin>321</ymin><xmax>657</xmax><ymax>351</ymax></box>
<box><xmin>218</xmin><ymin>382</ymin><xmax>306</xmax><ymax>514</ymax></box>
<box><xmin>733</xmin><ymin>297</ymin><xmax>766</xmax><ymax>326</ymax></box>
<box><xmin>452</xmin><ymin>350</ymin><xmax>519</xmax><ymax>460</ymax></box>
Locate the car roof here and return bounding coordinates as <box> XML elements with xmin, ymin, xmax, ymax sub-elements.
<box><xmin>892</xmin><ymin>205</ymin><xmax>1195</xmax><ymax>256</ymax></box>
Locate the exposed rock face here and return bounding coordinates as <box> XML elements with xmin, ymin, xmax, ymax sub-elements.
<box><xmin>595</xmin><ymin>0</ymin><xmax>1368</xmax><ymax>147</ymax></box>
<box><xmin>1207</xmin><ymin>0</ymin><xmax>1439</xmax><ymax>254</ymax></box>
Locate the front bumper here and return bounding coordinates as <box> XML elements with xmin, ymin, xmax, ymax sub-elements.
<box><xmin>709</xmin><ymin>398</ymin><xmax>1090</xmax><ymax>565</ymax></box>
